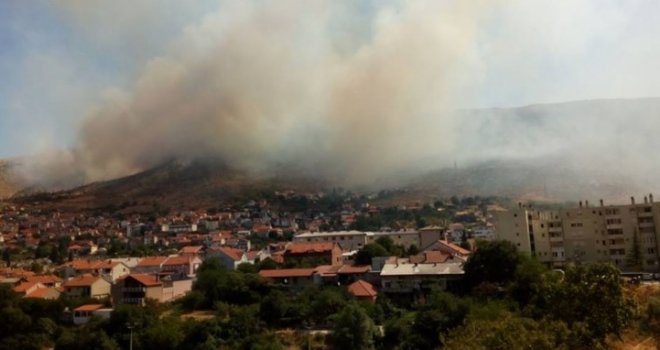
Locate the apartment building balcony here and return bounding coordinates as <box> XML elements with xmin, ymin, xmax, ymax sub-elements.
<box><xmin>638</xmin><ymin>211</ymin><xmax>654</xmax><ymax>218</ymax></box>
<box><xmin>638</xmin><ymin>222</ymin><xmax>655</xmax><ymax>229</ymax></box>
<box><xmin>122</xmin><ymin>287</ymin><xmax>146</xmax><ymax>293</ymax></box>
<box><xmin>548</xmin><ymin>227</ymin><xmax>563</xmax><ymax>234</ymax></box>
<box><xmin>549</xmin><ymin>235</ymin><xmax>563</xmax><ymax>243</ymax></box>
<box><xmin>606</xmin><ymin>223</ymin><xmax>623</xmax><ymax>230</ymax></box>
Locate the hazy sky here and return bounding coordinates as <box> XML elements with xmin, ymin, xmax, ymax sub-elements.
<box><xmin>2</xmin><ymin>0</ymin><xmax>660</xmax><ymax>165</ymax></box>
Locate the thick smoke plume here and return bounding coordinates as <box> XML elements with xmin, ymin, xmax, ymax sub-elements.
<box><xmin>52</xmin><ymin>1</ymin><xmax>490</xmax><ymax>185</ymax></box>
<box><xmin>11</xmin><ymin>0</ymin><xmax>660</xmax><ymax>199</ymax></box>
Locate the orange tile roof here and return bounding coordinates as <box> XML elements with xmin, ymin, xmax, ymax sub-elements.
<box><xmin>63</xmin><ymin>274</ymin><xmax>101</xmax><ymax>287</ymax></box>
<box><xmin>26</xmin><ymin>274</ymin><xmax>62</xmax><ymax>285</ymax></box>
<box><xmin>74</xmin><ymin>304</ymin><xmax>104</xmax><ymax>312</ymax></box>
<box><xmin>259</xmin><ymin>268</ymin><xmax>316</xmax><ymax>278</ymax></box>
<box><xmin>121</xmin><ymin>274</ymin><xmax>161</xmax><ymax>287</ymax></box>
<box><xmin>348</xmin><ymin>280</ymin><xmax>377</xmax><ymax>298</ymax></box>
<box><xmin>338</xmin><ymin>265</ymin><xmax>371</xmax><ymax>274</ymax></box>
<box><xmin>286</xmin><ymin>242</ymin><xmax>337</xmax><ymax>254</ymax></box>
<box><xmin>179</xmin><ymin>245</ymin><xmax>204</xmax><ymax>254</ymax></box>
<box><xmin>438</xmin><ymin>240</ymin><xmax>471</xmax><ymax>256</ymax></box>
<box><xmin>14</xmin><ymin>281</ymin><xmax>41</xmax><ymax>293</ymax></box>
<box><xmin>409</xmin><ymin>251</ymin><xmax>451</xmax><ymax>264</ymax></box>
<box><xmin>214</xmin><ymin>247</ymin><xmax>244</xmax><ymax>261</ymax></box>
<box><xmin>136</xmin><ymin>256</ymin><xmax>169</xmax><ymax>267</ymax></box>
<box><xmin>26</xmin><ymin>287</ymin><xmax>59</xmax><ymax>299</ymax></box>
<box><xmin>163</xmin><ymin>256</ymin><xmax>192</xmax><ymax>266</ymax></box>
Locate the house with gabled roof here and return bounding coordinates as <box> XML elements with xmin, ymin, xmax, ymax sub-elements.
<box><xmin>62</xmin><ymin>274</ymin><xmax>111</xmax><ymax>299</ymax></box>
<box><xmin>284</xmin><ymin>242</ymin><xmax>343</xmax><ymax>266</ymax></box>
<box><xmin>348</xmin><ymin>280</ymin><xmax>377</xmax><ymax>302</ymax></box>
<box><xmin>112</xmin><ymin>273</ymin><xmax>193</xmax><ymax>306</ymax></box>
<box><xmin>206</xmin><ymin>247</ymin><xmax>250</xmax><ymax>270</ymax></box>
<box><xmin>73</xmin><ymin>304</ymin><xmax>112</xmax><ymax>325</ymax></box>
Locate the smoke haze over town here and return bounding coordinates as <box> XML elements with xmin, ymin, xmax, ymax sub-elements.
<box><xmin>3</xmin><ymin>1</ymin><xmax>660</xmax><ymax>197</ymax></box>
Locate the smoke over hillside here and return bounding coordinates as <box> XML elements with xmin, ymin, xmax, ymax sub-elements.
<box><xmin>37</xmin><ymin>1</ymin><xmax>494</xmax><ymax>185</ymax></box>
<box><xmin>8</xmin><ymin>1</ymin><xmax>660</xmax><ymax>198</ymax></box>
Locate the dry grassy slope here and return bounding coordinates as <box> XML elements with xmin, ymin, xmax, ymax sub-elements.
<box><xmin>0</xmin><ymin>160</ymin><xmax>24</xmax><ymax>199</ymax></box>
<box><xmin>11</xmin><ymin>159</ymin><xmax>328</xmax><ymax>211</ymax></box>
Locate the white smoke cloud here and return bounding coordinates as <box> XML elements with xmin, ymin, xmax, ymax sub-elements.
<box><xmin>7</xmin><ymin>0</ymin><xmax>660</xmax><ymax>195</ymax></box>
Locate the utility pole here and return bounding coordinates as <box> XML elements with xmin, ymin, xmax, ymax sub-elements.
<box><xmin>126</xmin><ymin>322</ymin><xmax>138</xmax><ymax>350</ymax></box>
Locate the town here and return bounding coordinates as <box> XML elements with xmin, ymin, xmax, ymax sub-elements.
<box><xmin>0</xmin><ymin>191</ymin><xmax>658</xmax><ymax>349</ymax></box>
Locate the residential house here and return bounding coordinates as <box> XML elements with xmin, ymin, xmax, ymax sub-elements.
<box><xmin>14</xmin><ymin>281</ymin><xmax>61</xmax><ymax>300</ymax></box>
<box><xmin>425</xmin><ymin>240</ymin><xmax>471</xmax><ymax>262</ymax></box>
<box><xmin>133</xmin><ymin>256</ymin><xmax>169</xmax><ymax>274</ymax></box>
<box><xmin>379</xmin><ymin>258</ymin><xmax>464</xmax><ymax>294</ymax></box>
<box><xmin>206</xmin><ymin>247</ymin><xmax>251</xmax><ymax>270</ymax></box>
<box><xmin>62</xmin><ymin>274</ymin><xmax>112</xmax><ymax>299</ymax></box>
<box><xmin>112</xmin><ymin>273</ymin><xmax>193</xmax><ymax>305</ymax></box>
<box><xmin>284</xmin><ymin>242</ymin><xmax>343</xmax><ymax>266</ymax></box>
<box><xmin>161</xmin><ymin>256</ymin><xmax>201</xmax><ymax>277</ymax></box>
<box><xmin>59</xmin><ymin>259</ymin><xmax>129</xmax><ymax>282</ymax></box>
<box><xmin>259</xmin><ymin>268</ymin><xmax>317</xmax><ymax>288</ymax></box>
<box><xmin>178</xmin><ymin>245</ymin><xmax>205</xmax><ymax>258</ymax></box>
<box><xmin>73</xmin><ymin>304</ymin><xmax>112</xmax><ymax>325</ymax></box>
<box><xmin>347</xmin><ymin>280</ymin><xmax>378</xmax><ymax>302</ymax></box>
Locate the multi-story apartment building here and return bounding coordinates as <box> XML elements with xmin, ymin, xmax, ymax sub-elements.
<box><xmin>493</xmin><ymin>195</ymin><xmax>660</xmax><ymax>271</ymax></box>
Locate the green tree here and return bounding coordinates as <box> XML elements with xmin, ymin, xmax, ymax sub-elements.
<box><xmin>329</xmin><ymin>302</ymin><xmax>377</xmax><ymax>350</ymax></box>
<box><xmin>401</xmin><ymin>291</ymin><xmax>471</xmax><ymax>349</ymax></box>
<box><xmin>444</xmin><ymin>312</ymin><xmax>572</xmax><ymax>350</ymax></box>
<box><xmin>546</xmin><ymin>263</ymin><xmax>636</xmax><ymax>346</ymax></box>
<box><xmin>355</xmin><ymin>243</ymin><xmax>389</xmax><ymax>265</ymax></box>
<box><xmin>463</xmin><ymin>240</ymin><xmax>522</xmax><ymax>291</ymax></box>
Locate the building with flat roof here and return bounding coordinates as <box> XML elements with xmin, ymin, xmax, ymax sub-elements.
<box><xmin>493</xmin><ymin>195</ymin><xmax>660</xmax><ymax>271</ymax></box>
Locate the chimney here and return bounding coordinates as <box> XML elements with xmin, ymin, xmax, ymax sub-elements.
<box><xmin>518</xmin><ymin>202</ymin><xmax>522</xmax><ymax>209</ymax></box>
<box><xmin>631</xmin><ymin>196</ymin><xmax>636</xmax><ymax>205</ymax></box>
<box><xmin>650</xmin><ymin>194</ymin><xmax>654</xmax><ymax>203</ymax></box>
<box><xmin>600</xmin><ymin>199</ymin><xmax>604</xmax><ymax>207</ymax></box>
<box><xmin>579</xmin><ymin>201</ymin><xmax>583</xmax><ymax>208</ymax></box>
<box><xmin>585</xmin><ymin>200</ymin><xmax>589</xmax><ymax>208</ymax></box>
<box><xmin>644</xmin><ymin>196</ymin><xmax>648</xmax><ymax>204</ymax></box>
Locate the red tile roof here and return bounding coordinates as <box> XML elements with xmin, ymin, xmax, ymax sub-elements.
<box><xmin>122</xmin><ymin>274</ymin><xmax>161</xmax><ymax>287</ymax></box>
<box><xmin>438</xmin><ymin>240</ymin><xmax>471</xmax><ymax>256</ymax></box>
<box><xmin>26</xmin><ymin>274</ymin><xmax>62</xmax><ymax>285</ymax></box>
<box><xmin>74</xmin><ymin>304</ymin><xmax>104</xmax><ymax>312</ymax></box>
<box><xmin>179</xmin><ymin>245</ymin><xmax>204</xmax><ymax>254</ymax></box>
<box><xmin>409</xmin><ymin>251</ymin><xmax>451</xmax><ymax>264</ymax></box>
<box><xmin>286</xmin><ymin>242</ymin><xmax>337</xmax><ymax>254</ymax></box>
<box><xmin>26</xmin><ymin>287</ymin><xmax>59</xmax><ymax>299</ymax></box>
<box><xmin>14</xmin><ymin>281</ymin><xmax>41</xmax><ymax>293</ymax></box>
<box><xmin>259</xmin><ymin>268</ymin><xmax>316</xmax><ymax>278</ymax></box>
<box><xmin>348</xmin><ymin>280</ymin><xmax>377</xmax><ymax>298</ymax></box>
<box><xmin>63</xmin><ymin>274</ymin><xmax>102</xmax><ymax>287</ymax></box>
<box><xmin>136</xmin><ymin>256</ymin><xmax>169</xmax><ymax>267</ymax></box>
<box><xmin>163</xmin><ymin>256</ymin><xmax>193</xmax><ymax>266</ymax></box>
<box><xmin>214</xmin><ymin>247</ymin><xmax>244</xmax><ymax>261</ymax></box>
<box><xmin>338</xmin><ymin>265</ymin><xmax>371</xmax><ymax>274</ymax></box>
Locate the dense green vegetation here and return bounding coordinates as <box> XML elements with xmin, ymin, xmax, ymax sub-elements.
<box><xmin>0</xmin><ymin>241</ymin><xmax>653</xmax><ymax>349</ymax></box>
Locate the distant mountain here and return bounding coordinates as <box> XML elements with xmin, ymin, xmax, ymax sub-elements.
<box><xmin>0</xmin><ymin>159</ymin><xmax>26</xmax><ymax>199</ymax></box>
<box><xmin>9</xmin><ymin>158</ymin><xmax>328</xmax><ymax>211</ymax></box>
<box><xmin>5</xmin><ymin>97</ymin><xmax>660</xmax><ymax>208</ymax></box>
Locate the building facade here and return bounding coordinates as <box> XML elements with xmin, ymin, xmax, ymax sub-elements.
<box><xmin>493</xmin><ymin>195</ymin><xmax>660</xmax><ymax>271</ymax></box>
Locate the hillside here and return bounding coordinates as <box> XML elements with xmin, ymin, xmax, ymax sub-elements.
<box><xmin>10</xmin><ymin>159</ymin><xmax>328</xmax><ymax>212</ymax></box>
<box><xmin>0</xmin><ymin>159</ymin><xmax>25</xmax><ymax>199</ymax></box>
<box><xmin>5</xmin><ymin>97</ymin><xmax>660</xmax><ymax>208</ymax></box>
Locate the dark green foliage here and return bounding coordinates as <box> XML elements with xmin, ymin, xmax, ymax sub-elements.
<box><xmin>329</xmin><ymin>301</ymin><xmax>377</xmax><ymax>350</ymax></box>
<box><xmin>354</xmin><ymin>243</ymin><xmax>389</xmax><ymax>265</ymax></box>
<box><xmin>463</xmin><ymin>240</ymin><xmax>522</xmax><ymax>290</ymax></box>
<box><xmin>193</xmin><ymin>257</ymin><xmax>268</xmax><ymax>308</ymax></box>
<box><xmin>400</xmin><ymin>291</ymin><xmax>471</xmax><ymax>349</ymax></box>
<box><xmin>545</xmin><ymin>263</ymin><xmax>636</xmax><ymax>346</ymax></box>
